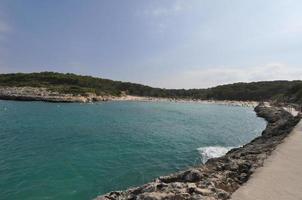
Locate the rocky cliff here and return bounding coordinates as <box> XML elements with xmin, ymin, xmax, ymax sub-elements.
<box><xmin>95</xmin><ymin>104</ymin><xmax>300</xmax><ymax>200</ymax></box>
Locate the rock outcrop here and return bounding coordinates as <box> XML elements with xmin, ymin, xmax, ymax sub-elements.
<box><xmin>95</xmin><ymin>104</ymin><xmax>300</xmax><ymax>200</ymax></box>
<box><xmin>0</xmin><ymin>87</ymin><xmax>110</xmax><ymax>103</ymax></box>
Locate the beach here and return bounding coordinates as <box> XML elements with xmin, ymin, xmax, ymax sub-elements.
<box><xmin>1</xmin><ymin>86</ymin><xmax>300</xmax><ymax>200</ymax></box>
<box><xmin>0</xmin><ymin>86</ymin><xmax>259</xmax><ymax>107</ymax></box>
<box><xmin>112</xmin><ymin>95</ymin><xmax>259</xmax><ymax>107</ymax></box>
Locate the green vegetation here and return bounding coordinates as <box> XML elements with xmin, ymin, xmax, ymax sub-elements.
<box><xmin>0</xmin><ymin>72</ymin><xmax>301</xmax><ymax>103</ymax></box>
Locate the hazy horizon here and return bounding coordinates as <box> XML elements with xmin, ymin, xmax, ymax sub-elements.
<box><xmin>1</xmin><ymin>0</ymin><xmax>302</xmax><ymax>88</ymax></box>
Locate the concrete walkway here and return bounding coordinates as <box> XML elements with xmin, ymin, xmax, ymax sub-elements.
<box><xmin>231</xmin><ymin>120</ymin><xmax>302</xmax><ymax>200</ymax></box>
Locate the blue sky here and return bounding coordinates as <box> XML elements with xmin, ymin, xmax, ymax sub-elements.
<box><xmin>0</xmin><ymin>0</ymin><xmax>302</xmax><ymax>88</ymax></box>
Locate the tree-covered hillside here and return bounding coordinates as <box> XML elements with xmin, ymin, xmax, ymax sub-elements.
<box><xmin>0</xmin><ymin>72</ymin><xmax>301</xmax><ymax>103</ymax></box>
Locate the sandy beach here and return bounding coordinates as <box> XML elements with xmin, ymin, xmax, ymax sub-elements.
<box><xmin>231</xmin><ymin>117</ymin><xmax>302</xmax><ymax>200</ymax></box>
<box><xmin>112</xmin><ymin>95</ymin><xmax>259</xmax><ymax>107</ymax></box>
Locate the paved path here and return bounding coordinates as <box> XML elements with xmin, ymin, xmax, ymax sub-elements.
<box><xmin>231</xmin><ymin>120</ymin><xmax>302</xmax><ymax>200</ymax></box>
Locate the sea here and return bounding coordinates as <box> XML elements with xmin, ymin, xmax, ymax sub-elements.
<box><xmin>0</xmin><ymin>100</ymin><xmax>266</xmax><ymax>200</ymax></box>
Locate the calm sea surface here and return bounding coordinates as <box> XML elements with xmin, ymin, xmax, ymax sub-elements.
<box><xmin>0</xmin><ymin>100</ymin><xmax>266</xmax><ymax>200</ymax></box>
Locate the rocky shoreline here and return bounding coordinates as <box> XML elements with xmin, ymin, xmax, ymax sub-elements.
<box><xmin>0</xmin><ymin>87</ymin><xmax>111</xmax><ymax>103</ymax></box>
<box><xmin>1</xmin><ymin>87</ymin><xmax>299</xmax><ymax>199</ymax></box>
<box><xmin>95</xmin><ymin>104</ymin><xmax>300</xmax><ymax>200</ymax></box>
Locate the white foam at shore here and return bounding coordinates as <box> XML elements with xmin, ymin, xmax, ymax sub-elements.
<box><xmin>197</xmin><ymin>146</ymin><xmax>234</xmax><ymax>164</ymax></box>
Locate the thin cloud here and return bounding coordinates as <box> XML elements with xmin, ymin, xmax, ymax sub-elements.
<box><xmin>0</xmin><ymin>11</ymin><xmax>11</xmax><ymax>72</ymax></box>
<box><xmin>0</xmin><ymin>6</ymin><xmax>11</xmax><ymax>40</ymax></box>
<box><xmin>138</xmin><ymin>0</ymin><xmax>192</xmax><ymax>34</ymax></box>
<box><xmin>0</xmin><ymin>20</ymin><xmax>10</xmax><ymax>42</ymax></box>
<box><xmin>282</xmin><ymin>22</ymin><xmax>302</xmax><ymax>35</ymax></box>
<box><xmin>0</xmin><ymin>20</ymin><xmax>10</xmax><ymax>33</ymax></box>
<box><xmin>141</xmin><ymin>0</ymin><xmax>190</xmax><ymax>17</ymax></box>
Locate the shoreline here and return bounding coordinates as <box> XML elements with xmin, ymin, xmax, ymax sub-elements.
<box><xmin>1</xmin><ymin>86</ymin><xmax>300</xmax><ymax>199</ymax></box>
<box><xmin>111</xmin><ymin>95</ymin><xmax>259</xmax><ymax>107</ymax></box>
<box><xmin>0</xmin><ymin>86</ymin><xmax>258</xmax><ymax>107</ymax></box>
<box><xmin>95</xmin><ymin>104</ymin><xmax>300</xmax><ymax>200</ymax></box>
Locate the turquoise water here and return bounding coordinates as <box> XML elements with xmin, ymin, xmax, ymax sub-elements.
<box><xmin>0</xmin><ymin>100</ymin><xmax>266</xmax><ymax>200</ymax></box>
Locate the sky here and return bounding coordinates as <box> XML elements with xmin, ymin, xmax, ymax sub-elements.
<box><xmin>0</xmin><ymin>0</ymin><xmax>302</xmax><ymax>89</ymax></box>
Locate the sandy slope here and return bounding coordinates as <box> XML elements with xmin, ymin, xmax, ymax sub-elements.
<box><xmin>231</xmin><ymin>120</ymin><xmax>302</xmax><ymax>200</ymax></box>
